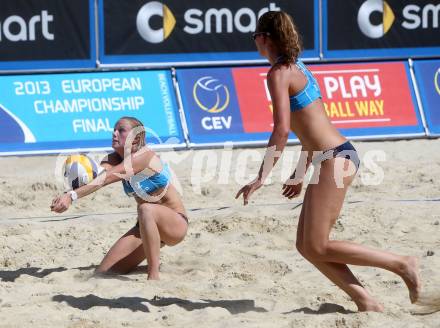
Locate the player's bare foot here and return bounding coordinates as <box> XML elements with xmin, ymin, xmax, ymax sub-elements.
<box><xmin>147</xmin><ymin>270</ymin><xmax>160</xmax><ymax>280</ymax></box>
<box><xmin>401</xmin><ymin>256</ymin><xmax>421</xmax><ymax>304</ymax></box>
<box><xmin>356</xmin><ymin>299</ymin><xmax>384</xmax><ymax>312</ymax></box>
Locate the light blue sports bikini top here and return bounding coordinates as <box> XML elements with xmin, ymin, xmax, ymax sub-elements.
<box><xmin>122</xmin><ymin>163</ymin><xmax>171</xmax><ymax>197</ymax></box>
<box><xmin>289</xmin><ymin>60</ymin><xmax>322</xmax><ymax>111</ymax></box>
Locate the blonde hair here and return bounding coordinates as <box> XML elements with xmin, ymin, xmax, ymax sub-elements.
<box><xmin>116</xmin><ymin>116</ymin><xmax>146</xmax><ymax>152</ymax></box>
<box><xmin>257</xmin><ymin>11</ymin><xmax>302</xmax><ymax>65</ymax></box>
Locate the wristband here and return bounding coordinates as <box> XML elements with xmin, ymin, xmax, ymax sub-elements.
<box><xmin>68</xmin><ymin>190</ymin><xmax>78</xmax><ymax>202</ymax></box>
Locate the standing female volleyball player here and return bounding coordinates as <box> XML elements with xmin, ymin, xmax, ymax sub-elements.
<box><xmin>51</xmin><ymin>116</ymin><xmax>188</xmax><ymax>280</ymax></box>
<box><xmin>236</xmin><ymin>11</ymin><xmax>420</xmax><ymax>311</ymax></box>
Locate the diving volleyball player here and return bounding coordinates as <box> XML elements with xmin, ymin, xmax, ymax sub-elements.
<box><xmin>51</xmin><ymin>116</ymin><xmax>188</xmax><ymax>280</ymax></box>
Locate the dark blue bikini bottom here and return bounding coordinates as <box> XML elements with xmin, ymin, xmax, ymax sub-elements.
<box><xmin>312</xmin><ymin>141</ymin><xmax>360</xmax><ymax>171</ymax></box>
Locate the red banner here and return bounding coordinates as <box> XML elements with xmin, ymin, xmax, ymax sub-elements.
<box><xmin>313</xmin><ymin>62</ymin><xmax>418</xmax><ymax>128</ymax></box>
<box><xmin>232</xmin><ymin>62</ymin><xmax>419</xmax><ymax>132</ymax></box>
<box><xmin>232</xmin><ymin>67</ymin><xmax>273</xmax><ymax>133</ymax></box>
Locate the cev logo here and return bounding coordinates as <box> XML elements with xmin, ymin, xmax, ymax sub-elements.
<box><xmin>435</xmin><ymin>69</ymin><xmax>440</xmax><ymax>96</ymax></box>
<box><xmin>357</xmin><ymin>0</ymin><xmax>395</xmax><ymax>39</ymax></box>
<box><xmin>193</xmin><ymin>76</ymin><xmax>230</xmax><ymax>114</ymax></box>
<box><xmin>136</xmin><ymin>1</ymin><xmax>176</xmax><ymax>43</ymax></box>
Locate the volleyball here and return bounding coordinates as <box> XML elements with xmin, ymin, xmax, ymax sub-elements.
<box><xmin>63</xmin><ymin>154</ymin><xmax>100</xmax><ymax>190</ymax></box>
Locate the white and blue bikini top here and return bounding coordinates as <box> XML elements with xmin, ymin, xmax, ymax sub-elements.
<box><xmin>289</xmin><ymin>60</ymin><xmax>322</xmax><ymax>111</ymax></box>
<box><xmin>122</xmin><ymin>162</ymin><xmax>171</xmax><ymax>198</ymax></box>
<box><xmin>273</xmin><ymin>57</ymin><xmax>322</xmax><ymax>112</ymax></box>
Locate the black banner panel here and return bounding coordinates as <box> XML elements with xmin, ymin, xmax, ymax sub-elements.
<box><xmin>0</xmin><ymin>0</ymin><xmax>95</xmax><ymax>70</ymax></box>
<box><xmin>324</xmin><ymin>0</ymin><xmax>440</xmax><ymax>59</ymax></box>
<box><xmin>100</xmin><ymin>0</ymin><xmax>319</xmax><ymax>65</ymax></box>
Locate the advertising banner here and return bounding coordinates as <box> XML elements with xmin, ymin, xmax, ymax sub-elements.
<box><xmin>0</xmin><ymin>70</ymin><xmax>184</xmax><ymax>155</ymax></box>
<box><xmin>413</xmin><ymin>60</ymin><xmax>440</xmax><ymax>135</ymax></box>
<box><xmin>99</xmin><ymin>0</ymin><xmax>318</xmax><ymax>66</ymax></box>
<box><xmin>313</xmin><ymin>62</ymin><xmax>424</xmax><ymax>137</ymax></box>
<box><xmin>0</xmin><ymin>0</ymin><xmax>96</xmax><ymax>71</ymax></box>
<box><xmin>324</xmin><ymin>0</ymin><xmax>440</xmax><ymax>59</ymax></box>
<box><xmin>176</xmin><ymin>67</ymin><xmax>293</xmax><ymax>145</ymax></box>
<box><xmin>177</xmin><ymin>61</ymin><xmax>424</xmax><ymax>145</ymax></box>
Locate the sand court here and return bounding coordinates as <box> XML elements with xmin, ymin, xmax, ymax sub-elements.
<box><xmin>1</xmin><ymin>139</ymin><xmax>439</xmax><ymax>327</ymax></box>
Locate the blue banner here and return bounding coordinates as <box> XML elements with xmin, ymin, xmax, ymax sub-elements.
<box><xmin>0</xmin><ymin>70</ymin><xmax>184</xmax><ymax>155</ymax></box>
<box><xmin>413</xmin><ymin>60</ymin><xmax>440</xmax><ymax>136</ymax></box>
<box><xmin>179</xmin><ymin>68</ymin><xmax>242</xmax><ymax>137</ymax></box>
<box><xmin>177</xmin><ymin>63</ymin><xmax>426</xmax><ymax>147</ymax></box>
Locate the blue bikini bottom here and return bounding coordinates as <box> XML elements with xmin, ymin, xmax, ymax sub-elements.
<box><xmin>312</xmin><ymin>141</ymin><xmax>360</xmax><ymax>171</ymax></box>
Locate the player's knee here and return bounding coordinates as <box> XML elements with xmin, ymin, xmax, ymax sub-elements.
<box><xmin>302</xmin><ymin>242</ymin><xmax>329</xmax><ymax>261</ymax></box>
<box><xmin>138</xmin><ymin>203</ymin><xmax>156</xmax><ymax>224</ymax></box>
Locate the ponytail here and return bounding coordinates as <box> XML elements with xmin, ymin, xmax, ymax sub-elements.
<box><xmin>257</xmin><ymin>11</ymin><xmax>302</xmax><ymax>65</ymax></box>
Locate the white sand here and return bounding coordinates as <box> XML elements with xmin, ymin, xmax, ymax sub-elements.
<box><xmin>0</xmin><ymin>139</ymin><xmax>440</xmax><ymax>327</ymax></box>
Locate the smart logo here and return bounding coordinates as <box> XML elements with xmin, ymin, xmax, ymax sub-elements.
<box><xmin>358</xmin><ymin>0</ymin><xmax>440</xmax><ymax>39</ymax></box>
<box><xmin>136</xmin><ymin>1</ymin><xmax>280</xmax><ymax>43</ymax></box>
<box><xmin>136</xmin><ymin>2</ymin><xmax>176</xmax><ymax>43</ymax></box>
<box><xmin>357</xmin><ymin>0</ymin><xmax>395</xmax><ymax>39</ymax></box>
<box><xmin>0</xmin><ymin>10</ymin><xmax>54</xmax><ymax>42</ymax></box>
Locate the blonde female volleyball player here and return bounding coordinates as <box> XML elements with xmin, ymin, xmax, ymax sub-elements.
<box><xmin>235</xmin><ymin>11</ymin><xmax>420</xmax><ymax>311</ymax></box>
<box><xmin>51</xmin><ymin>117</ymin><xmax>188</xmax><ymax>280</ymax></box>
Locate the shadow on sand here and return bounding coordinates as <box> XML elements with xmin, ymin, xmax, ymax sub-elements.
<box><xmin>52</xmin><ymin>294</ymin><xmax>268</xmax><ymax>314</ymax></box>
<box><xmin>284</xmin><ymin>303</ymin><xmax>355</xmax><ymax>315</ymax></box>
<box><xmin>0</xmin><ymin>265</ymin><xmax>97</xmax><ymax>282</ymax></box>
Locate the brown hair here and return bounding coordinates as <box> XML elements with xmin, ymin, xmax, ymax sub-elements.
<box><xmin>257</xmin><ymin>11</ymin><xmax>302</xmax><ymax>65</ymax></box>
<box><xmin>116</xmin><ymin>116</ymin><xmax>146</xmax><ymax>151</ymax></box>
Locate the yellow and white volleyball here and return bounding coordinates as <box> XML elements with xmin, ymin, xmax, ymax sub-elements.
<box><xmin>63</xmin><ymin>154</ymin><xmax>101</xmax><ymax>190</ymax></box>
